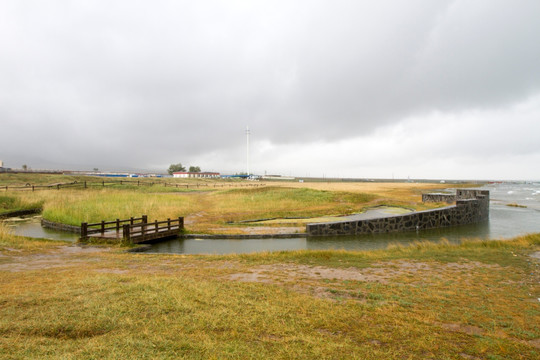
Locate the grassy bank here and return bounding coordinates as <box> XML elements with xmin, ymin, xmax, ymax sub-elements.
<box><xmin>0</xmin><ymin>194</ymin><xmax>43</xmax><ymax>216</ymax></box>
<box><xmin>0</xmin><ymin>228</ymin><xmax>538</xmax><ymax>359</ymax></box>
<box><xmin>32</xmin><ymin>187</ymin><xmax>378</xmax><ymax>231</ymax></box>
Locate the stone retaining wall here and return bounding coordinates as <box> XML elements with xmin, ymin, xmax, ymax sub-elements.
<box><xmin>422</xmin><ymin>193</ymin><xmax>456</xmax><ymax>203</ymax></box>
<box><xmin>307</xmin><ymin>189</ymin><xmax>489</xmax><ymax>236</ymax></box>
<box><xmin>41</xmin><ymin>219</ymin><xmax>81</xmax><ymax>234</ymax></box>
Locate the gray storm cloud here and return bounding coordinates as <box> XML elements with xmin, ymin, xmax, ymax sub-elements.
<box><xmin>1</xmin><ymin>0</ymin><xmax>539</xmax><ymax>175</ymax></box>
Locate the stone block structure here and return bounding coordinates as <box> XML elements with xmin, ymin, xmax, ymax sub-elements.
<box><xmin>422</xmin><ymin>193</ymin><xmax>456</xmax><ymax>203</ymax></box>
<box><xmin>41</xmin><ymin>219</ymin><xmax>81</xmax><ymax>233</ymax></box>
<box><xmin>307</xmin><ymin>189</ymin><xmax>489</xmax><ymax>236</ymax></box>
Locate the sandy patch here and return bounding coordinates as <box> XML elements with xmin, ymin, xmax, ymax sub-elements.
<box><xmin>184</xmin><ymin>212</ymin><xmax>206</xmax><ymax>225</ymax></box>
<box><xmin>528</xmin><ymin>338</ymin><xmax>540</xmax><ymax>349</ymax></box>
<box><xmin>94</xmin><ymin>268</ymin><xmax>129</xmax><ymax>274</ymax></box>
<box><xmin>225</xmin><ymin>260</ymin><xmax>501</xmax><ymax>287</ymax></box>
<box><xmin>0</xmin><ymin>245</ymin><xmax>110</xmax><ymax>272</ymax></box>
<box><xmin>439</xmin><ymin>323</ymin><xmax>540</xmax><ymax>350</ymax></box>
<box><xmin>440</xmin><ymin>323</ymin><xmax>485</xmax><ymax>336</ymax></box>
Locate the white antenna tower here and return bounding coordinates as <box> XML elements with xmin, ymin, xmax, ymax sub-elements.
<box><xmin>246</xmin><ymin>126</ymin><xmax>250</xmax><ymax>176</ymax></box>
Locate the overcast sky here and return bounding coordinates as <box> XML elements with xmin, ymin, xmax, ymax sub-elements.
<box><xmin>1</xmin><ymin>0</ymin><xmax>540</xmax><ymax>180</ymax></box>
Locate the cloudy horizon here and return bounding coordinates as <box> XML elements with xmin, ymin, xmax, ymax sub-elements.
<box><xmin>1</xmin><ymin>1</ymin><xmax>540</xmax><ymax>180</ymax></box>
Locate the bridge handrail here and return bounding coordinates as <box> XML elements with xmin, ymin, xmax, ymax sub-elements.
<box><xmin>86</xmin><ymin>216</ymin><xmax>145</xmax><ymax>227</ymax></box>
<box><xmin>82</xmin><ymin>215</ymin><xmax>148</xmax><ymax>237</ymax></box>
<box><xmin>122</xmin><ymin>217</ymin><xmax>184</xmax><ymax>240</ymax></box>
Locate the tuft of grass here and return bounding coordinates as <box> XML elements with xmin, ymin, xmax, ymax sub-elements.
<box><xmin>0</xmin><ymin>195</ymin><xmax>43</xmax><ymax>216</ymax></box>
<box><xmin>507</xmin><ymin>203</ymin><xmax>527</xmax><ymax>208</ymax></box>
<box><xmin>36</xmin><ymin>189</ymin><xmax>201</xmax><ymax>226</ymax></box>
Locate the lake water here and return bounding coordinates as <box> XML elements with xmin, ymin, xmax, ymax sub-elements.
<box><xmin>4</xmin><ymin>182</ymin><xmax>540</xmax><ymax>254</ymax></box>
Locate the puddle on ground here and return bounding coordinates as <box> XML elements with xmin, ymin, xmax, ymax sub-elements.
<box><xmin>3</xmin><ymin>216</ymin><xmax>79</xmax><ymax>242</ymax></box>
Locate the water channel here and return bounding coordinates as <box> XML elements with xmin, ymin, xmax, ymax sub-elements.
<box><xmin>4</xmin><ymin>183</ymin><xmax>540</xmax><ymax>254</ymax></box>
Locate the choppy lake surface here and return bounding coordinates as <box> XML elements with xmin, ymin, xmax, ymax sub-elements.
<box><xmin>148</xmin><ymin>182</ymin><xmax>540</xmax><ymax>255</ymax></box>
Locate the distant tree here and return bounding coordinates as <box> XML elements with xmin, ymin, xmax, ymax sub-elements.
<box><xmin>22</xmin><ymin>164</ymin><xmax>27</xmax><ymax>171</ymax></box>
<box><xmin>168</xmin><ymin>163</ymin><xmax>186</xmax><ymax>175</ymax></box>
<box><xmin>93</xmin><ymin>168</ymin><xmax>99</xmax><ymax>172</ymax></box>
<box><xmin>189</xmin><ymin>166</ymin><xmax>201</xmax><ymax>172</ymax></box>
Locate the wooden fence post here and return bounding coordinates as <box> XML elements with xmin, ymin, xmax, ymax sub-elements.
<box><xmin>101</xmin><ymin>220</ymin><xmax>105</xmax><ymax>234</ymax></box>
<box><xmin>116</xmin><ymin>219</ymin><xmax>120</xmax><ymax>232</ymax></box>
<box><xmin>167</xmin><ymin>218</ymin><xmax>171</xmax><ymax>231</ymax></box>
<box><xmin>123</xmin><ymin>224</ymin><xmax>130</xmax><ymax>242</ymax></box>
<box><xmin>84</xmin><ymin>181</ymin><xmax>87</xmax><ymax>189</ymax></box>
<box><xmin>178</xmin><ymin>217</ymin><xmax>184</xmax><ymax>230</ymax></box>
<box><xmin>142</xmin><ymin>215</ymin><xmax>147</xmax><ymax>224</ymax></box>
<box><xmin>32</xmin><ymin>185</ymin><xmax>34</xmax><ymax>192</ymax></box>
<box><xmin>130</xmin><ymin>217</ymin><xmax>134</xmax><ymax>225</ymax></box>
<box><xmin>102</xmin><ymin>181</ymin><xmax>105</xmax><ymax>187</ymax></box>
<box><xmin>81</xmin><ymin>223</ymin><xmax>88</xmax><ymax>239</ymax></box>
<box><xmin>155</xmin><ymin>220</ymin><xmax>158</xmax><ymax>232</ymax></box>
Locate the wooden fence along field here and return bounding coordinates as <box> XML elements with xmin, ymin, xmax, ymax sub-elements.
<box><xmin>0</xmin><ymin>180</ymin><xmax>265</xmax><ymax>192</ymax></box>
<box><xmin>81</xmin><ymin>215</ymin><xmax>184</xmax><ymax>244</ymax></box>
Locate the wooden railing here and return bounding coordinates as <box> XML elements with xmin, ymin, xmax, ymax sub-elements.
<box><xmin>122</xmin><ymin>217</ymin><xmax>184</xmax><ymax>243</ymax></box>
<box><xmin>81</xmin><ymin>215</ymin><xmax>147</xmax><ymax>239</ymax></box>
<box><xmin>1</xmin><ymin>180</ymin><xmax>266</xmax><ymax>192</ymax></box>
<box><xmin>81</xmin><ymin>215</ymin><xmax>184</xmax><ymax>243</ymax></box>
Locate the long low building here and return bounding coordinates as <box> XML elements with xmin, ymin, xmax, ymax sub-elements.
<box><xmin>173</xmin><ymin>171</ymin><xmax>220</xmax><ymax>178</ymax></box>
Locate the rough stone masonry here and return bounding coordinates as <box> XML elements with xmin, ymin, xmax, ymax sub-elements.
<box><xmin>307</xmin><ymin>189</ymin><xmax>489</xmax><ymax>236</ymax></box>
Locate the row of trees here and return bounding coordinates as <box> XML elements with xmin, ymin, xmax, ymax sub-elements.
<box><xmin>167</xmin><ymin>163</ymin><xmax>201</xmax><ymax>175</ymax></box>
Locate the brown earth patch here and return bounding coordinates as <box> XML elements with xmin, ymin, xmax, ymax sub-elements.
<box><xmin>225</xmin><ymin>260</ymin><xmax>501</xmax><ymax>287</ymax></box>
<box><xmin>528</xmin><ymin>338</ymin><xmax>540</xmax><ymax>349</ymax></box>
<box><xmin>439</xmin><ymin>323</ymin><xmax>540</xmax><ymax>350</ymax></box>
<box><xmin>0</xmin><ymin>245</ymin><xmax>111</xmax><ymax>272</ymax></box>
<box><xmin>440</xmin><ymin>323</ymin><xmax>485</xmax><ymax>336</ymax></box>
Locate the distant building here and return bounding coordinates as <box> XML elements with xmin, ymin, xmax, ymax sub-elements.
<box><xmin>173</xmin><ymin>172</ymin><xmax>220</xmax><ymax>179</ymax></box>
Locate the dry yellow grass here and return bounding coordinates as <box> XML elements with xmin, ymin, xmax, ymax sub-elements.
<box><xmin>269</xmin><ymin>181</ymin><xmax>465</xmax><ymax>198</ymax></box>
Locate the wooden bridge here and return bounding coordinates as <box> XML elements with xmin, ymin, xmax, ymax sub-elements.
<box><xmin>81</xmin><ymin>215</ymin><xmax>184</xmax><ymax>244</ymax></box>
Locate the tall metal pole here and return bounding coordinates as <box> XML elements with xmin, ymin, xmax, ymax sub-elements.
<box><xmin>246</xmin><ymin>126</ymin><xmax>250</xmax><ymax>176</ymax></box>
